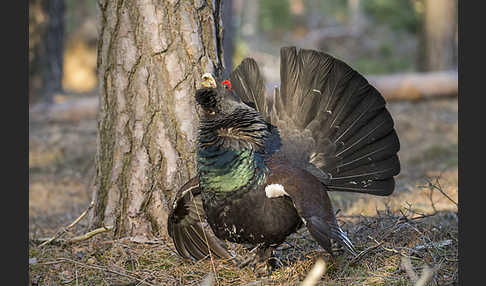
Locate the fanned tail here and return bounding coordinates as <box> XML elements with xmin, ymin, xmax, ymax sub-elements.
<box><xmin>168</xmin><ymin>178</ymin><xmax>232</xmax><ymax>260</ymax></box>
<box><xmin>228</xmin><ymin>47</ymin><xmax>400</xmax><ymax>196</ymax></box>
<box><xmin>272</xmin><ymin>47</ymin><xmax>400</xmax><ymax>196</ymax></box>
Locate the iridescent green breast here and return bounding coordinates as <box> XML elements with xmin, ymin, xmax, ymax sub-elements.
<box><xmin>197</xmin><ymin>146</ymin><xmax>265</xmax><ymax>194</ymax></box>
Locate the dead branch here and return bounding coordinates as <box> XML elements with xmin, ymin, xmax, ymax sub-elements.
<box><xmin>350</xmin><ymin>241</ymin><xmax>384</xmax><ymax>265</ymax></box>
<box><xmin>69</xmin><ymin>225</ymin><xmax>114</xmax><ymax>243</ymax></box>
<box><xmin>38</xmin><ymin>201</ymin><xmax>95</xmax><ymax>247</ymax></box>
<box><xmin>39</xmin><ymin>258</ymin><xmax>155</xmax><ymax>286</ymax></box>
<box><xmin>33</xmin><ymin>200</ymin><xmax>114</xmax><ymax>246</ymax></box>
<box><xmin>29</xmin><ymin>95</ymin><xmax>98</xmax><ymax>122</ymax></box>
<box><xmin>32</xmin><ymin>225</ymin><xmax>114</xmax><ymax>246</ymax></box>
<box><xmin>415</xmin><ymin>239</ymin><xmax>452</xmax><ymax>250</ymax></box>
<box><xmin>426</xmin><ymin>177</ymin><xmax>458</xmax><ymax>207</ymax></box>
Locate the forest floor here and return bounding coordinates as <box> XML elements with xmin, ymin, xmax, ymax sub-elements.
<box><xmin>29</xmin><ymin>96</ymin><xmax>458</xmax><ymax>285</ymax></box>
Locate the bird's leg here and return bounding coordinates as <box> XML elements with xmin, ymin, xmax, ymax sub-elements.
<box><xmin>264</xmin><ymin>246</ymin><xmax>288</xmax><ymax>273</ymax></box>
<box><xmin>235</xmin><ymin>244</ymin><xmax>282</xmax><ymax>276</ymax></box>
<box><xmin>330</xmin><ymin>238</ymin><xmax>345</xmax><ymax>256</ymax></box>
<box><xmin>234</xmin><ymin>243</ymin><xmax>264</xmax><ymax>269</ymax></box>
<box><xmin>235</xmin><ymin>243</ymin><xmax>263</xmax><ymax>268</ymax></box>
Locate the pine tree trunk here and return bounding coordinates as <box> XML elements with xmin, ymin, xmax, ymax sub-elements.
<box><xmin>421</xmin><ymin>0</ymin><xmax>457</xmax><ymax>71</ymax></box>
<box><xmin>90</xmin><ymin>0</ymin><xmax>224</xmax><ymax>240</ymax></box>
<box><xmin>29</xmin><ymin>0</ymin><xmax>65</xmax><ymax>104</ymax></box>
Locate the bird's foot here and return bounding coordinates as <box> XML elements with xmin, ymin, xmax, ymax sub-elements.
<box><xmin>330</xmin><ymin>238</ymin><xmax>346</xmax><ymax>256</ymax></box>
<box><xmin>247</xmin><ymin>257</ymin><xmax>282</xmax><ymax>277</ymax></box>
<box><xmin>234</xmin><ymin>245</ymin><xmax>280</xmax><ymax>276</ymax></box>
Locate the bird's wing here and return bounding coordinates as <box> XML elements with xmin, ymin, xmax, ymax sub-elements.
<box><xmin>168</xmin><ymin>177</ymin><xmax>232</xmax><ymax>260</ymax></box>
<box><xmin>265</xmin><ymin>163</ymin><xmax>357</xmax><ymax>256</ymax></box>
<box><xmin>271</xmin><ymin>47</ymin><xmax>400</xmax><ymax>196</ymax></box>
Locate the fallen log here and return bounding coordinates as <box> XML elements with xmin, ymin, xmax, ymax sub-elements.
<box><xmin>365</xmin><ymin>70</ymin><xmax>458</xmax><ymax>101</ymax></box>
<box><xmin>266</xmin><ymin>70</ymin><xmax>458</xmax><ymax>101</ymax></box>
<box><xmin>29</xmin><ymin>95</ymin><xmax>98</xmax><ymax>122</ymax></box>
<box><xmin>30</xmin><ymin>71</ymin><xmax>458</xmax><ymax>122</ymax></box>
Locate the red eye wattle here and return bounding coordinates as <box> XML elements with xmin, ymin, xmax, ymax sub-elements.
<box><xmin>221</xmin><ymin>80</ymin><xmax>232</xmax><ymax>90</ymax></box>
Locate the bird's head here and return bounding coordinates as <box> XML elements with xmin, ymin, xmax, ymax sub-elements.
<box><xmin>195</xmin><ymin>73</ymin><xmax>245</xmax><ymax>120</ymax></box>
<box><xmin>201</xmin><ymin>73</ymin><xmax>217</xmax><ymax>88</ymax></box>
<box><xmin>195</xmin><ymin>73</ymin><xmax>270</xmax><ymax>151</ymax></box>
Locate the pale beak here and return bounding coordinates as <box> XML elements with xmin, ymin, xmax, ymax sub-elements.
<box><xmin>201</xmin><ymin>73</ymin><xmax>217</xmax><ymax>88</ymax></box>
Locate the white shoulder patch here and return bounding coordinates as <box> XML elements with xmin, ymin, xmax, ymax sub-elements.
<box><xmin>265</xmin><ymin>184</ymin><xmax>289</xmax><ymax>198</ymax></box>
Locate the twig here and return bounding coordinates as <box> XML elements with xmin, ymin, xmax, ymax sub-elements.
<box><xmin>136</xmin><ymin>270</ymin><xmax>157</xmax><ymax>286</ymax></box>
<box><xmin>428</xmin><ymin>185</ymin><xmax>438</xmax><ymax>213</ymax></box>
<box><xmin>426</xmin><ymin>177</ymin><xmax>458</xmax><ymax>207</ymax></box>
<box><xmin>349</xmin><ymin>241</ymin><xmax>383</xmax><ymax>265</ymax></box>
<box><xmin>39</xmin><ymin>201</ymin><xmax>94</xmax><ymax>247</ymax></box>
<box><xmin>32</xmin><ymin>225</ymin><xmax>113</xmax><ymax>245</ymax></box>
<box><xmin>415</xmin><ymin>239</ymin><xmax>452</xmax><ymax>250</ymax></box>
<box><xmin>39</xmin><ymin>258</ymin><xmax>155</xmax><ymax>286</ymax></box>
<box><xmin>69</xmin><ymin>225</ymin><xmax>114</xmax><ymax>243</ymax></box>
<box><xmin>31</xmin><ymin>237</ymin><xmax>69</xmax><ymax>245</ymax></box>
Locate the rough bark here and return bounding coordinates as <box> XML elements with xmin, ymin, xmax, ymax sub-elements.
<box><xmin>90</xmin><ymin>0</ymin><xmax>224</xmax><ymax>240</ymax></box>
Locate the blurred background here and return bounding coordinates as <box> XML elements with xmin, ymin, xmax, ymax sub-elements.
<box><xmin>29</xmin><ymin>0</ymin><xmax>458</xmax><ymax>235</ymax></box>
<box><xmin>29</xmin><ymin>0</ymin><xmax>458</xmax><ymax>103</ymax></box>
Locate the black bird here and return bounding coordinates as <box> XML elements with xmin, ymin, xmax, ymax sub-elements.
<box><xmin>167</xmin><ymin>47</ymin><xmax>400</xmax><ymax>266</ymax></box>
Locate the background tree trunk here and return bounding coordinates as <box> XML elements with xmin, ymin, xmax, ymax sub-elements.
<box><xmin>420</xmin><ymin>0</ymin><xmax>457</xmax><ymax>71</ymax></box>
<box><xmin>222</xmin><ymin>0</ymin><xmax>234</xmax><ymax>79</ymax></box>
<box><xmin>240</xmin><ymin>0</ymin><xmax>258</xmax><ymax>37</ymax></box>
<box><xmin>29</xmin><ymin>0</ymin><xmax>65</xmax><ymax>104</ymax></box>
<box><xmin>90</xmin><ymin>0</ymin><xmax>224</xmax><ymax>241</ymax></box>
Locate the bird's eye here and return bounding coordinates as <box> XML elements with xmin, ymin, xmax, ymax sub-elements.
<box><xmin>221</xmin><ymin>80</ymin><xmax>232</xmax><ymax>90</ymax></box>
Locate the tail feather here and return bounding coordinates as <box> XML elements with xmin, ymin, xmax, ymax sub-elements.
<box><xmin>228</xmin><ymin>46</ymin><xmax>400</xmax><ymax>196</ymax></box>
<box><xmin>332</xmin><ymin>131</ymin><xmax>400</xmax><ymax>174</ymax></box>
<box><xmin>229</xmin><ymin>58</ymin><xmax>269</xmax><ymax>121</ymax></box>
<box><xmin>272</xmin><ymin>47</ymin><xmax>400</xmax><ymax>196</ymax></box>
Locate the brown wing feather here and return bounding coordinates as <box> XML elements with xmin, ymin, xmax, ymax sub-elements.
<box><xmin>168</xmin><ymin>177</ymin><xmax>232</xmax><ymax>260</ymax></box>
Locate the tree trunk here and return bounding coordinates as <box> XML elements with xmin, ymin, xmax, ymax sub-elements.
<box><xmin>347</xmin><ymin>0</ymin><xmax>365</xmax><ymax>33</ymax></box>
<box><xmin>420</xmin><ymin>0</ymin><xmax>457</xmax><ymax>71</ymax></box>
<box><xmin>241</xmin><ymin>0</ymin><xmax>258</xmax><ymax>37</ymax></box>
<box><xmin>90</xmin><ymin>0</ymin><xmax>224</xmax><ymax>241</ymax></box>
<box><xmin>222</xmin><ymin>0</ymin><xmax>234</xmax><ymax>79</ymax></box>
<box><xmin>29</xmin><ymin>0</ymin><xmax>65</xmax><ymax>104</ymax></box>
